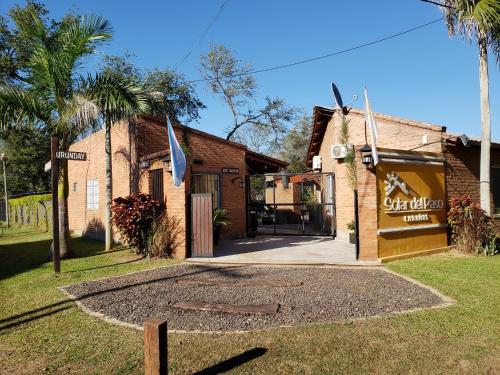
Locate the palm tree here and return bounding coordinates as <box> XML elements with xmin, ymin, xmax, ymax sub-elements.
<box><xmin>0</xmin><ymin>11</ymin><xmax>111</xmax><ymax>258</ymax></box>
<box><xmin>83</xmin><ymin>73</ymin><xmax>150</xmax><ymax>251</ymax></box>
<box><xmin>440</xmin><ymin>0</ymin><xmax>500</xmax><ymax>215</ymax></box>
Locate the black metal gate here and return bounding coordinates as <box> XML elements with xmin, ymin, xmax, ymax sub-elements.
<box><xmin>247</xmin><ymin>172</ymin><xmax>335</xmax><ymax>236</ymax></box>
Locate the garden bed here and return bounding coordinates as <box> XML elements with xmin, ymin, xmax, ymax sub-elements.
<box><xmin>61</xmin><ymin>264</ymin><xmax>450</xmax><ymax>332</ymax></box>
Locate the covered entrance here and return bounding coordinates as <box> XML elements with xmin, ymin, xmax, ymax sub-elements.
<box><xmin>247</xmin><ymin>172</ymin><xmax>335</xmax><ymax>236</ymax></box>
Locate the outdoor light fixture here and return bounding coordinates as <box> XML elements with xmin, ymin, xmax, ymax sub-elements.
<box><xmin>163</xmin><ymin>155</ymin><xmax>172</xmax><ymax>172</ymax></box>
<box><xmin>281</xmin><ymin>170</ymin><xmax>289</xmax><ymax>189</ymax></box>
<box><xmin>360</xmin><ymin>144</ymin><xmax>373</xmax><ymax>166</ymax></box>
<box><xmin>231</xmin><ymin>176</ymin><xmax>246</xmax><ymax>188</ymax></box>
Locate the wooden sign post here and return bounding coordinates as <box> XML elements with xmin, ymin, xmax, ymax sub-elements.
<box><xmin>49</xmin><ymin>141</ymin><xmax>87</xmax><ymax>274</ymax></box>
<box><xmin>50</xmin><ymin>137</ymin><xmax>60</xmax><ymax>273</ymax></box>
<box><xmin>144</xmin><ymin>319</ymin><xmax>168</xmax><ymax>375</ymax></box>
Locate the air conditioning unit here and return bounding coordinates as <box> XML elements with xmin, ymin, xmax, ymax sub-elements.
<box><xmin>331</xmin><ymin>144</ymin><xmax>351</xmax><ymax>159</ymax></box>
<box><xmin>312</xmin><ymin>155</ymin><xmax>322</xmax><ymax>171</ymax></box>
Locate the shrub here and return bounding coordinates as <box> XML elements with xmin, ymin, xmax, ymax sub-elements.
<box><xmin>147</xmin><ymin>211</ymin><xmax>182</xmax><ymax>258</ymax></box>
<box><xmin>111</xmin><ymin>193</ymin><xmax>160</xmax><ymax>256</ymax></box>
<box><xmin>447</xmin><ymin>195</ymin><xmax>497</xmax><ymax>255</ymax></box>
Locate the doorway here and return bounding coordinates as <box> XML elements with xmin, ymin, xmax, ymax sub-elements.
<box><xmin>247</xmin><ymin>172</ymin><xmax>335</xmax><ymax>236</ymax></box>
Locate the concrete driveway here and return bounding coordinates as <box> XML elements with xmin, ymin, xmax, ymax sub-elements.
<box><xmin>188</xmin><ymin>236</ymin><xmax>380</xmax><ymax>266</ymax></box>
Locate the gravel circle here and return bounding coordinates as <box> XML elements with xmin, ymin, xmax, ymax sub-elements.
<box><xmin>62</xmin><ymin>264</ymin><xmax>446</xmax><ymax>332</ymax></box>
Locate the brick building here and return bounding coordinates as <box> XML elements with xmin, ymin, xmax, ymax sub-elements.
<box><xmin>67</xmin><ymin>115</ymin><xmax>286</xmax><ymax>258</ymax></box>
<box><xmin>67</xmin><ymin>105</ymin><xmax>499</xmax><ymax>262</ymax></box>
<box><xmin>307</xmin><ymin>105</ymin><xmax>500</xmax><ymax>261</ymax></box>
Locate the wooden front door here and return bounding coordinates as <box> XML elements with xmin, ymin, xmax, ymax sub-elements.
<box><xmin>191</xmin><ymin>193</ymin><xmax>213</xmax><ymax>257</ymax></box>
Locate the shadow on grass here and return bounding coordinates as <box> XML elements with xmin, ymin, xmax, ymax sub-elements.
<box><xmin>64</xmin><ymin>257</ymin><xmax>142</xmax><ymax>273</ymax></box>
<box><xmin>193</xmin><ymin>347</ymin><xmax>268</xmax><ymax>374</ymax></box>
<box><xmin>0</xmin><ymin>264</ymin><xmax>248</xmax><ymax>332</ymax></box>
<box><xmin>0</xmin><ymin>230</ymin><xmax>128</xmax><ymax>280</ymax></box>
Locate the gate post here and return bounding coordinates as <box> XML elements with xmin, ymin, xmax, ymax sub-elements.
<box><xmin>144</xmin><ymin>319</ymin><xmax>168</xmax><ymax>375</ymax></box>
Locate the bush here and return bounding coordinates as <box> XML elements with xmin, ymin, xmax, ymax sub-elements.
<box><xmin>111</xmin><ymin>193</ymin><xmax>160</xmax><ymax>256</ymax></box>
<box><xmin>447</xmin><ymin>195</ymin><xmax>497</xmax><ymax>255</ymax></box>
<box><xmin>147</xmin><ymin>211</ymin><xmax>182</xmax><ymax>258</ymax></box>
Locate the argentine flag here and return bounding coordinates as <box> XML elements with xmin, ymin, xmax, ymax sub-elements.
<box><xmin>167</xmin><ymin>116</ymin><xmax>186</xmax><ymax>186</ymax></box>
<box><xmin>364</xmin><ymin>87</ymin><xmax>379</xmax><ymax>166</ymax></box>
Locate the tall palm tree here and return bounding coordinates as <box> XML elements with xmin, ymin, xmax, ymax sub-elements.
<box><xmin>83</xmin><ymin>73</ymin><xmax>150</xmax><ymax>251</ymax></box>
<box><xmin>440</xmin><ymin>0</ymin><xmax>500</xmax><ymax>215</ymax></box>
<box><xmin>0</xmin><ymin>11</ymin><xmax>111</xmax><ymax>258</ymax></box>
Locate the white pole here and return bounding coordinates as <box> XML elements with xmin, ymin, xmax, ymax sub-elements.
<box><xmin>1</xmin><ymin>155</ymin><xmax>8</xmax><ymax>227</ymax></box>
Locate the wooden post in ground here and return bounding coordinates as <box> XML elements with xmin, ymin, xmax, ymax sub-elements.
<box><xmin>51</xmin><ymin>137</ymin><xmax>60</xmax><ymax>273</ymax></box>
<box><xmin>144</xmin><ymin>319</ymin><xmax>168</xmax><ymax>375</ymax></box>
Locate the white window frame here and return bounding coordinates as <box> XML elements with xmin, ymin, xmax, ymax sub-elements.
<box><xmin>86</xmin><ymin>180</ymin><xmax>99</xmax><ymax>209</ymax></box>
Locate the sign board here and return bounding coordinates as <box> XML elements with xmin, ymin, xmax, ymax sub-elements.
<box><xmin>55</xmin><ymin>151</ymin><xmax>86</xmax><ymax>161</ymax></box>
<box><xmin>222</xmin><ymin>167</ymin><xmax>239</xmax><ymax>174</ymax></box>
<box><xmin>376</xmin><ymin>160</ymin><xmax>447</xmax><ymax>259</ymax></box>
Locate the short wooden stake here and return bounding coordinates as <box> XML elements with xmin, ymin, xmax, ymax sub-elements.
<box><xmin>144</xmin><ymin>319</ymin><xmax>168</xmax><ymax>375</ymax></box>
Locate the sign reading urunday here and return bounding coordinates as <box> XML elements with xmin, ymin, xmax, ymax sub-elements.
<box><xmin>55</xmin><ymin>151</ymin><xmax>87</xmax><ymax>161</ymax></box>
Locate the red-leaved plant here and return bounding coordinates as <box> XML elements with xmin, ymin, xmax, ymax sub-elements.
<box><xmin>447</xmin><ymin>195</ymin><xmax>496</xmax><ymax>254</ymax></box>
<box><xmin>111</xmin><ymin>193</ymin><xmax>160</xmax><ymax>256</ymax></box>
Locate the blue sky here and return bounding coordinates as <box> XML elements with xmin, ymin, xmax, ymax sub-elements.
<box><xmin>1</xmin><ymin>0</ymin><xmax>499</xmax><ymax>139</ymax></box>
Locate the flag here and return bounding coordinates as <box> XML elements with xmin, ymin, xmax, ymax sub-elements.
<box><xmin>364</xmin><ymin>87</ymin><xmax>379</xmax><ymax>165</ymax></box>
<box><xmin>167</xmin><ymin>116</ymin><xmax>186</xmax><ymax>186</ymax></box>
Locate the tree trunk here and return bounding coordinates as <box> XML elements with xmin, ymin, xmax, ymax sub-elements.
<box><xmin>478</xmin><ymin>34</ymin><xmax>491</xmax><ymax>216</ymax></box>
<box><xmin>58</xmin><ymin>158</ymin><xmax>72</xmax><ymax>258</ymax></box>
<box><xmin>104</xmin><ymin>121</ymin><xmax>113</xmax><ymax>251</ymax></box>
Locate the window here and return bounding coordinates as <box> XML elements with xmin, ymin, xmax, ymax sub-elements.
<box><xmin>492</xmin><ymin>166</ymin><xmax>500</xmax><ymax>214</ymax></box>
<box><xmin>191</xmin><ymin>174</ymin><xmax>220</xmax><ymax>208</ymax></box>
<box><xmin>265</xmin><ymin>180</ymin><xmax>275</xmax><ymax>189</ymax></box>
<box><xmin>86</xmin><ymin>180</ymin><xmax>99</xmax><ymax>209</ymax></box>
<box><xmin>73</xmin><ymin>182</ymin><xmax>77</xmax><ymax>192</ymax></box>
<box><xmin>149</xmin><ymin>169</ymin><xmax>164</xmax><ymax>208</ymax></box>
<box><xmin>326</xmin><ymin>174</ymin><xmax>334</xmax><ymax>216</ymax></box>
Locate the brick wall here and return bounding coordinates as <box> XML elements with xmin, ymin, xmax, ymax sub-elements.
<box><xmin>136</xmin><ymin>117</ymin><xmax>249</xmax><ymax>256</ymax></box>
<box><xmin>356</xmin><ymin>149</ymin><xmax>378</xmax><ymax>260</ymax></box>
<box><xmin>68</xmin><ymin>116</ymin><xmax>251</xmax><ymax>258</ymax></box>
<box><xmin>444</xmin><ymin>141</ymin><xmax>500</xmax><ymax>233</ymax></box>
<box><xmin>68</xmin><ymin>121</ymin><xmax>131</xmax><ymax>241</ymax></box>
<box><xmin>187</xmin><ymin>127</ymin><xmax>248</xmax><ymax>241</ymax></box>
<box><xmin>317</xmin><ymin>110</ymin><xmax>443</xmax><ymax>241</ymax></box>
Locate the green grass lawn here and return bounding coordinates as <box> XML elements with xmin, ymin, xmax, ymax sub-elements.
<box><xmin>0</xmin><ymin>229</ymin><xmax>499</xmax><ymax>374</ymax></box>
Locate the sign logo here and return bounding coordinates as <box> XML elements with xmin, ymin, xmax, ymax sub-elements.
<box><xmin>384</xmin><ymin>171</ymin><xmax>410</xmax><ymax>197</ymax></box>
<box><xmin>382</xmin><ymin>170</ymin><xmax>444</xmax><ymax>223</ymax></box>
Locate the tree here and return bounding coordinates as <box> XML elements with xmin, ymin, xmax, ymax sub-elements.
<box><xmin>98</xmin><ymin>54</ymin><xmax>205</xmax><ymax>251</ymax></box>
<box><xmin>83</xmin><ymin>73</ymin><xmax>150</xmax><ymax>251</ymax></box>
<box><xmin>200</xmin><ymin>45</ymin><xmax>298</xmax><ymax>153</ymax></box>
<box><xmin>0</xmin><ymin>1</ymin><xmax>51</xmax><ymax>85</ymax></box>
<box><xmin>101</xmin><ymin>54</ymin><xmax>205</xmax><ymax>123</ymax></box>
<box><xmin>0</xmin><ymin>9</ymin><xmax>112</xmax><ymax>258</ymax></box>
<box><xmin>276</xmin><ymin>115</ymin><xmax>311</xmax><ymax>173</ymax></box>
<box><xmin>439</xmin><ymin>0</ymin><xmax>500</xmax><ymax>216</ymax></box>
<box><xmin>0</xmin><ymin>127</ymin><xmax>50</xmax><ymax>195</ymax></box>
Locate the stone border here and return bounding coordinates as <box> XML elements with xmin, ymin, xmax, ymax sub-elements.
<box><xmin>58</xmin><ymin>263</ymin><xmax>455</xmax><ymax>335</ymax></box>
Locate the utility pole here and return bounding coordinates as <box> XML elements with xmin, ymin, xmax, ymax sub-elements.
<box><xmin>51</xmin><ymin>137</ymin><xmax>60</xmax><ymax>273</ymax></box>
<box><xmin>0</xmin><ymin>153</ymin><xmax>8</xmax><ymax>227</ymax></box>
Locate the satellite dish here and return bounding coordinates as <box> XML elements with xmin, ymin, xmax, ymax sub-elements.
<box><xmin>331</xmin><ymin>82</ymin><xmax>344</xmax><ymax>110</ymax></box>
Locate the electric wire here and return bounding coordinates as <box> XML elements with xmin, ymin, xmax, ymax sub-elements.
<box><xmin>176</xmin><ymin>0</ymin><xmax>231</xmax><ymax>68</ymax></box>
<box><xmin>187</xmin><ymin>17</ymin><xmax>443</xmax><ymax>83</ymax></box>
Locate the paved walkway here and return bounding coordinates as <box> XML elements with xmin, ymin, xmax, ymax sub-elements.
<box><xmin>187</xmin><ymin>236</ymin><xmax>380</xmax><ymax>266</ymax></box>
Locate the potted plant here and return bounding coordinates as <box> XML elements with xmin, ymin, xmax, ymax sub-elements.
<box><xmin>213</xmin><ymin>208</ymin><xmax>231</xmax><ymax>245</ymax></box>
<box><xmin>347</xmin><ymin>220</ymin><xmax>356</xmax><ymax>244</ymax></box>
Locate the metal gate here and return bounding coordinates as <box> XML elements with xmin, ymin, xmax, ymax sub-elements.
<box><xmin>247</xmin><ymin>172</ymin><xmax>335</xmax><ymax>236</ymax></box>
<box><xmin>191</xmin><ymin>193</ymin><xmax>213</xmax><ymax>257</ymax></box>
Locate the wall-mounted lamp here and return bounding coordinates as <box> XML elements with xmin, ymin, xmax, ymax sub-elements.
<box><xmin>231</xmin><ymin>176</ymin><xmax>246</xmax><ymax>188</ymax></box>
<box><xmin>281</xmin><ymin>170</ymin><xmax>289</xmax><ymax>189</ymax></box>
<box><xmin>163</xmin><ymin>155</ymin><xmax>172</xmax><ymax>172</ymax></box>
<box><xmin>360</xmin><ymin>144</ymin><xmax>373</xmax><ymax>167</ymax></box>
